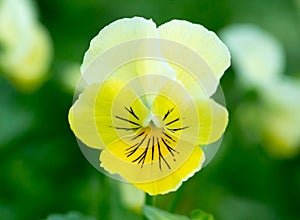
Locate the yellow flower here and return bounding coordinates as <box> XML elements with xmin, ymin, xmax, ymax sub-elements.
<box><xmin>69</xmin><ymin>17</ymin><xmax>230</xmax><ymax>195</ymax></box>
<box><xmin>0</xmin><ymin>0</ymin><xmax>52</xmax><ymax>91</ymax></box>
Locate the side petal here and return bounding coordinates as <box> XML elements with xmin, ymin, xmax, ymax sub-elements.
<box><xmin>81</xmin><ymin>17</ymin><xmax>158</xmax><ymax>73</ymax></box>
<box><xmin>148</xmin><ymin>79</ymin><xmax>228</xmax><ymax>146</ymax></box>
<box><xmin>69</xmin><ymin>83</ymin><xmax>103</xmax><ymax>149</ymax></box>
<box><xmin>94</xmin><ymin>78</ymin><xmax>151</xmax><ymax>146</ymax></box>
<box><xmin>158</xmin><ymin>20</ymin><xmax>231</xmax><ymax>80</ymax></box>
<box><xmin>151</xmin><ymin>80</ymin><xmax>200</xmax><ymax>144</ymax></box>
<box><xmin>197</xmin><ymin>99</ymin><xmax>229</xmax><ymax>145</ymax></box>
<box><xmin>69</xmin><ymin>77</ymin><xmax>151</xmax><ymax>149</ymax></box>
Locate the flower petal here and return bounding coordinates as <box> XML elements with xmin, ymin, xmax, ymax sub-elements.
<box><xmin>134</xmin><ymin>146</ymin><xmax>205</xmax><ymax>195</ymax></box>
<box><xmin>100</xmin><ymin>136</ymin><xmax>204</xmax><ymax>195</ymax></box>
<box><xmin>158</xmin><ymin>20</ymin><xmax>230</xmax><ymax>81</ymax></box>
<box><xmin>95</xmin><ymin>78</ymin><xmax>151</xmax><ymax>146</ymax></box>
<box><xmin>69</xmin><ymin>83</ymin><xmax>103</xmax><ymax>149</ymax></box>
<box><xmin>81</xmin><ymin>17</ymin><xmax>158</xmax><ymax>74</ymax></box>
<box><xmin>81</xmin><ymin>17</ymin><xmax>175</xmax><ymax>96</ymax></box>
<box><xmin>151</xmin><ymin>79</ymin><xmax>201</xmax><ymax>146</ymax></box>
<box><xmin>175</xmin><ymin>67</ymin><xmax>210</xmax><ymax>99</ymax></box>
<box><xmin>151</xmin><ymin>79</ymin><xmax>228</xmax><ymax>146</ymax></box>
<box><xmin>196</xmin><ymin>99</ymin><xmax>229</xmax><ymax>145</ymax></box>
<box><xmin>69</xmin><ymin>77</ymin><xmax>151</xmax><ymax>149</ymax></box>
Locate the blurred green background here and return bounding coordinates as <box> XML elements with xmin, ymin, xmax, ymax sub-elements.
<box><xmin>0</xmin><ymin>0</ymin><xmax>300</xmax><ymax>219</ymax></box>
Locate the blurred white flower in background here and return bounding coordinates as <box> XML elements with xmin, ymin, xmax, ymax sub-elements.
<box><xmin>261</xmin><ymin>78</ymin><xmax>300</xmax><ymax>158</ymax></box>
<box><xmin>220</xmin><ymin>24</ymin><xmax>300</xmax><ymax>158</ymax></box>
<box><xmin>0</xmin><ymin>0</ymin><xmax>52</xmax><ymax>91</ymax></box>
<box><xmin>220</xmin><ymin>24</ymin><xmax>285</xmax><ymax>89</ymax></box>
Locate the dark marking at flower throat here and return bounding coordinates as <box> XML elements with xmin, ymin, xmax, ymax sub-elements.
<box><xmin>113</xmin><ymin>106</ymin><xmax>189</xmax><ymax>171</ymax></box>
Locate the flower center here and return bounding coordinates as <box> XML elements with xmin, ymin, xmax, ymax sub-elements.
<box><xmin>144</xmin><ymin>114</ymin><xmax>164</xmax><ymax>129</ymax></box>
<box><xmin>111</xmin><ymin>103</ymin><xmax>190</xmax><ymax>171</ymax></box>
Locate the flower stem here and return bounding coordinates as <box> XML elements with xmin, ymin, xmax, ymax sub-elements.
<box><xmin>143</xmin><ymin>194</ymin><xmax>156</xmax><ymax>220</ymax></box>
<box><xmin>145</xmin><ymin>193</ymin><xmax>154</xmax><ymax>206</ymax></box>
<box><xmin>169</xmin><ymin>185</ymin><xmax>184</xmax><ymax>212</ymax></box>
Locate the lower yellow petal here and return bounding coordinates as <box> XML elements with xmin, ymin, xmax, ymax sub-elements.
<box><xmin>134</xmin><ymin>146</ymin><xmax>205</xmax><ymax>195</ymax></box>
<box><xmin>100</xmin><ymin>133</ymin><xmax>204</xmax><ymax>195</ymax></box>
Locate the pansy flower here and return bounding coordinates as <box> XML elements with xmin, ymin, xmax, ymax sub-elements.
<box><xmin>69</xmin><ymin>17</ymin><xmax>230</xmax><ymax>195</ymax></box>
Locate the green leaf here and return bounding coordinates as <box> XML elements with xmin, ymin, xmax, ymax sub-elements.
<box><xmin>43</xmin><ymin>211</ymin><xmax>96</xmax><ymax>220</ymax></box>
<box><xmin>190</xmin><ymin>209</ymin><xmax>214</xmax><ymax>220</ymax></box>
<box><xmin>143</xmin><ymin>205</ymin><xmax>190</xmax><ymax>220</ymax></box>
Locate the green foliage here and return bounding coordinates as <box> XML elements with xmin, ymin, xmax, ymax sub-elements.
<box><xmin>143</xmin><ymin>205</ymin><xmax>190</xmax><ymax>220</ymax></box>
<box><xmin>43</xmin><ymin>211</ymin><xmax>96</xmax><ymax>220</ymax></box>
<box><xmin>143</xmin><ymin>206</ymin><xmax>215</xmax><ymax>220</ymax></box>
<box><xmin>190</xmin><ymin>210</ymin><xmax>214</xmax><ymax>220</ymax></box>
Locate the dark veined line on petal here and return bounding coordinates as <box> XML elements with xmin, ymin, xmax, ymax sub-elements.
<box><xmin>151</xmin><ymin>136</ymin><xmax>155</xmax><ymax>164</ymax></box>
<box><xmin>157</xmin><ymin>137</ymin><xmax>171</xmax><ymax>171</ymax></box>
<box><xmin>111</xmin><ymin>126</ymin><xmax>141</xmax><ymax>131</ymax></box>
<box><xmin>161</xmin><ymin>138</ymin><xmax>179</xmax><ymax>157</ymax></box>
<box><xmin>126</xmin><ymin>134</ymin><xmax>148</xmax><ymax>157</ymax></box>
<box><xmin>167</xmin><ymin>126</ymin><xmax>189</xmax><ymax>132</ymax></box>
<box><xmin>131</xmin><ymin>130</ymin><xmax>145</xmax><ymax>141</ymax></box>
<box><xmin>163</xmin><ymin>108</ymin><xmax>174</xmax><ymax>121</ymax></box>
<box><xmin>115</xmin><ymin>115</ymin><xmax>140</xmax><ymax>126</ymax></box>
<box><xmin>125</xmin><ymin>142</ymin><xmax>139</xmax><ymax>153</ymax></box>
<box><xmin>164</xmin><ymin>139</ymin><xmax>171</xmax><ymax>144</ymax></box>
<box><xmin>125</xmin><ymin>106</ymin><xmax>139</xmax><ymax>121</ymax></box>
<box><xmin>165</xmin><ymin>118</ymin><xmax>180</xmax><ymax>126</ymax></box>
<box><xmin>162</xmin><ymin>131</ymin><xmax>176</xmax><ymax>142</ymax></box>
<box><xmin>132</xmin><ymin>138</ymin><xmax>151</xmax><ymax>168</ymax></box>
